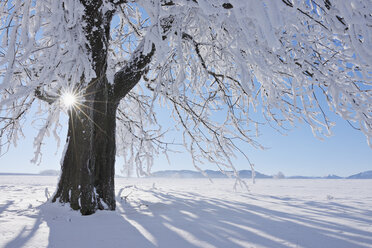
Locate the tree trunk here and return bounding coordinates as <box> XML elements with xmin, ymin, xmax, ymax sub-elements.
<box><xmin>52</xmin><ymin>80</ymin><xmax>118</xmax><ymax>215</ymax></box>
<box><xmin>51</xmin><ymin>1</ymin><xmax>154</xmax><ymax>215</ymax></box>
<box><xmin>52</xmin><ymin>1</ymin><xmax>117</xmax><ymax>215</ymax></box>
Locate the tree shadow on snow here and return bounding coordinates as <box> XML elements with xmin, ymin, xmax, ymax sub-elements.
<box><xmin>3</xmin><ymin>202</ymin><xmax>156</xmax><ymax>248</ymax></box>
<box><xmin>3</xmin><ymin>188</ymin><xmax>372</xmax><ymax>248</ymax></box>
<box><xmin>3</xmin><ymin>213</ymin><xmax>43</xmax><ymax>248</ymax></box>
<box><xmin>0</xmin><ymin>200</ymin><xmax>14</xmax><ymax>215</ymax></box>
<box><xmin>117</xmin><ymin>188</ymin><xmax>372</xmax><ymax>248</ymax></box>
<box><xmin>41</xmin><ymin>203</ymin><xmax>156</xmax><ymax>248</ymax></box>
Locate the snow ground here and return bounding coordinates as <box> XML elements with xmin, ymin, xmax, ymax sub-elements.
<box><xmin>0</xmin><ymin>176</ymin><xmax>371</xmax><ymax>248</ymax></box>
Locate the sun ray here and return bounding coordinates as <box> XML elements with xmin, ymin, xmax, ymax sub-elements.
<box><xmin>59</xmin><ymin>86</ymin><xmax>110</xmax><ymax>137</ymax></box>
<box><xmin>61</xmin><ymin>92</ymin><xmax>77</xmax><ymax>108</ymax></box>
<box><xmin>73</xmin><ymin>103</ymin><xmax>108</xmax><ymax>135</ymax></box>
<box><xmin>74</xmin><ymin>101</ymin><xmax>106</xmax><ymax>115</ymax></box>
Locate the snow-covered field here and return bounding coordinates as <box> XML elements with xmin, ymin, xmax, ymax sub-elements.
<box><xmin>0</xmin><ymin>176</ymin><xmax>371</xmax><ymax>248</ymax></box>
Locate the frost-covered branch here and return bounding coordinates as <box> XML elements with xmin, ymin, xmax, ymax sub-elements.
<box><xmin>113</xmin><ymin>41</ymin><xmax>155</xmax><ymax>101</ymax></box>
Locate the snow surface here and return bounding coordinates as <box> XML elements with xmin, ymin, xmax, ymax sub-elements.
<box><xmin>0</xmin><ymin>176</ymin><xmax>372</xmax><ymax>248</ymax></box>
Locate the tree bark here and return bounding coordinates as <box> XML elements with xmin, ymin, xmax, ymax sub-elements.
<box><xmin>52</xmin><ymin>1</ymin><xmax>117</xmax><ymax>215</ymax></box>
<box><xmin>51</xmin><ymin>1</ymin><xmax>155</xmax><ymax>215</ymax></box>
<box><xmin>52</xmin><ymin>77</ymin><xmax>118</xmax><ymax>215</ymax></box>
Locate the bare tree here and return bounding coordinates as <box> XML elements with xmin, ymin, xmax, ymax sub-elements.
<box><xmin>0</xmin><ymin>0</ymin><xmax>371</xmax><ymax>215</ymax></box>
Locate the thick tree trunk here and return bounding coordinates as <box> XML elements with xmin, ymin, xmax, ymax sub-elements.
<box><xmin>52</xmin><ymin>81</ymin><xmax>118</xmax><ymax>215</ymax></box>
<box><xmin>51</xmin><ymin>1</ymin><xmax>154</xmax><ymax>215</ymax></box>
<box><xmin>52</xmin><ymin>1</ymin><xmax>117</xmax><ymax>215</ymax></box>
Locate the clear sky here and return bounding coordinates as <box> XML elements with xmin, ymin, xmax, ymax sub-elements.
<box><xmin>0</xmin><ymin>4</ymin><xmax>371</xmax><ymax>177</ymax></box>
<box><xmin>0</xmin><ymin>104</ymin><xmax>371</xmax><ymax>177</ymax></box>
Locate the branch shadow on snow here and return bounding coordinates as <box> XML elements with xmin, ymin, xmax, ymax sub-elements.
<box><xmin>117</xmin><ymin>188</ymin><xmax>372</xmax><ymax>248</ymax></box>
<box><xmin>3</xmin><ymin>214</ymin><xmax>43</xmax><ymax>248</ymax></box>
<box><xmin>0</xmin><ymin>200</ymin><xmax>14</xmax><ymax>215</ymax></box>
<box><xmin>3</xmin><ymin>187</ymin><xmax>372</xmax><ymax>248</ymax></box>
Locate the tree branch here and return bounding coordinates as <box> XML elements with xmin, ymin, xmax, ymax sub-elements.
<box><xmin>34</xmin><ymin>88</ymin><xmax>58</xmax><ymax>105</ymax></box>
<box><xmin>113</xmin><ymin>41</ymin><xmax>155</xmax><ymax>102</ymax></box>
<box><xmin>107</xmin><ymin>0</ymin><xmax>128</xmax><ymax>6</ymax></box>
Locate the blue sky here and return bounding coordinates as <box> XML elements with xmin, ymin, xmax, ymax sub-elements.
<box><xmin>0</xmin><ymin>105</ymin><xmax>371</xmax><ymax>177</ymax></box>
<box><xmin>0</xmin><ymin>2</ymin><xmax>371</xmax><ymax>177</ymax></box>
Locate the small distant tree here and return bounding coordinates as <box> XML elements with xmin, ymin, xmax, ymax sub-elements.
<box><xmin>274</xmin><ymin>172</ymin><xmax>285</xmax><ymax>179</ymax></box>
<box><xmin>0</xmin><ymin>0</ymin><xmax>371</xmax><ymax>214</ymax></box>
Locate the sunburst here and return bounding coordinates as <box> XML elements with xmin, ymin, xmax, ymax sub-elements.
<box><xmin>58</xmin><ymin>86</ymin><xmax>108</xmax><ymax>134</ymax></box>
<box><xmin>61</xmin><ymin>92</ymin><xmax>77</xmax><ymax>108</ymax></box>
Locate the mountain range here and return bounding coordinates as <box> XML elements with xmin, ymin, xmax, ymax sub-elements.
<box><xmin>149</xmin><ymin>170</ymin><xmax>372</xmax><ymax>179</ymax></box>
<box><xmin>150</xmin><ymin>169</ymin><xmax>271</xmax><ymax>179</ymax></box>
<box><xmin>346</xmin><ymin>170</ymin><xmax>372</xmax><ymax>179</ymax></box>
<box><xmin>0</xmin><ymin>170</ymin><xmax>371</xmax><ymax>179</ymax></box>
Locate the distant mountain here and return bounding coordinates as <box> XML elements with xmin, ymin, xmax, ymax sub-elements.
<box><xmin>204</xmin><ymin>169</ymin><xmax>271</xmax><ymax>178</ymax></box>
<box><xmin>151</xmin><ymin>170</ymin><xmax>204</xmax><ymax>178</ymax></box>
<box><xmin>150</xmin><ymin>169</ymin><xmax>271</xmax><ymax>179</ymax></box>
<box><xmin>149</xmin><ymin>170</ymin><xmax>372</xmax><ymax>179</ymax></box>
<box><xmin>287</xmin><ymin>176</ymin><xmax>321</xmax><ymax>179</ymax></box>
<box><xmin>0</xmin><ymin>172</ymin><xmax>37</xmax><ymax>176</ymax></box>
<box><xmin>39</xmin><ymin>170</ymin><xmax>60</xmax><ymax>176</ymax></box>
<box><xmin>324</xmin><ymin>174</ymin><xmax>343</xmax><ymax>179</ymax></box>
<box><xmin>205</xmin><ymin>170</ymin><xmax>227</xmax><ymax>178</ymax></box>
<box><xmin>1</xmin><ymin>170</ymin><xmax>371</xmax><ymax>179</ymax></box>
<box><xmin>287</xmin><ymin>174</ymin><xmax>344</xmax><ymax>179</ymax></box>
<box><xmin>239</xmin><ymin>170</ymin><xmax>272</xmax><ymax>178</ymax></box>
<box><xmin>347</xmin><ymin>170</ymin><xmax>372</xmax><ymax>179</ymax></box>
<box><xmin>0</xmin><ymin>171</ymin><xmax>59</xmax><ymax>176</ymax></box>
<box><xmin>287</xmin><ymin>175</ymin><xmax>344</xmax><ymax>179</ymax></box>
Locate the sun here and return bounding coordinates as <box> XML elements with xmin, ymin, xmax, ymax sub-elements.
<box><xmin>61</xmin><ymin>92</ymin><xmax>77</xmax><ymax>108</ymax></box>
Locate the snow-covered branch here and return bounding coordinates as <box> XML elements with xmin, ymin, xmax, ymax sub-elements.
<box><xmin>113</xmin><ymin>41</ymin><xmax>155</xmax><ymax>101</ymax></box>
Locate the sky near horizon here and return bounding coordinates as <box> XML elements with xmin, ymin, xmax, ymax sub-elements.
<box><xmin>0</xmin><ymin>106</ymin><xmax>371</xmax><ymax>177</ymax></box>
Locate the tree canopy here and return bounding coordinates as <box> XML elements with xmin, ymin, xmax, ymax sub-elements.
<box><xmin>1</xmin><ymin>0</ymin><xmax>371</xmax><ymax>178</ymax></box>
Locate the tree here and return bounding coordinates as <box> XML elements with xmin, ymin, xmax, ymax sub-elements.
<box><xmin>273</xmin><ymin>172</ymin><xmax>285</xmax><ymax>179</ymax></box>
<box><xmin>0</xmin><ymin>0</ymin><xmax>371</xmax><ymax>215</ymax></box>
